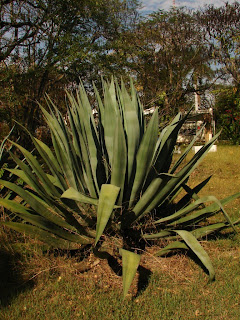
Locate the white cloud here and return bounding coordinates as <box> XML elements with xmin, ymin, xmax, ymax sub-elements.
<box><xmin>140</xmin><ymin>0</ymin><xmax>237</xmax><ymax>13</ymax></box>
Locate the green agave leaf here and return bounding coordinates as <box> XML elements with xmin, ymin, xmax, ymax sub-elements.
<box><xmin>191</xmin><ymin>222</ymin><xmax>231</xmax><ymax>239</ymax></box>
<box><xmin>93</xmin><ymin>84</ymin><xmax>108</xmax><ymax>172</ymax></box>
<box><xmin>32</xmin><ymin>137</ymin><xmax>62</xmax><ymax>172</ymax></box>
<box><xmin>151</xmin><ymin>112</ymin><xmax>182</xmax><ymax>176</ymax></box>
<box><xmin>78</xmin><ymin>81</ymin><xmax>99</xmax><ymax>137</ymax></box>
<box><xmin>110</xmin><ymin>116</ymin><xmax>127</xmax><ymax>204</ymax></box>
<box><xmin>65</xmin><ymin>102</ymin><xmax>83</xmax><ymax>160</ymax></box>
<box><xmin>120</xmin><ymin>248</ymin><xmax>141</xmax><ymax>298</ymax></box>
<box><xmin>129</xmin><ymin>108</ymin><xmax>159</xmax><ymax>207</ymax></box>
<box><xmin>155</xmin><ymin>230</ymin><xmax>215</xmax><ymax>281</ymax></box>
<box><xmin>176</xmin><ymin>176</ymin><xmax>212</xmax><ymax>209</ymax></box>
<box><xmin>0</xmin><ymin>126</ymin><xmax>14</xmax><ymax>159</ymax></box>
<box><xmin>155</xmin><ymin>241</ymin><xmax>188</xmax><ymax>257</ymax></box>
<box><xmin>143</xmin><ymin>230</ymin><xmax>172</xmax><ymax>239</ymax></box>
<box><xmin>138</xmin><ymin>132</ymin><xmax>221</xmax><ymax>216</ymax></box>
<box><xmin>95</xmin><ymin>184</ymin><xmax>120</xmax><ymax>245</ymax></box>
<box><xmin>150</xmin><ymin>109</ymin><xmax>193</xmax><ymax>180</ymax></box>
<box><xmin>46</xmin><ymin>174</ymin><xmax>65</xmax><ymax>190</ymax></box>
<box><xmin>155</xmin><ymin>219</ymin><xmax>240</xmax><ymax>257</ymax></box>
<box><xmin>7</xmin><ymin>168</ymin><xmax>32</xmax><ymax>187</ymax></box>
<box><xmin>0</xmin><ymin>198</ymin><xmax>30</xmax><ymax>215</ymax></box>
<box><xmin>170</xmin><ymin>126</ymin><xmax>204</xmax><ymax>174</ymax></box>
<box><xmin>75</xmin><ymin>87</ymin><xmax>101</xmax><ymax>195</ymax></box>
<box><xmin>120</xmin><ymin>80</ymin><xmax>140</xmax><ymax>183</ymax></box>
<box><xmin>10</xmin><ymin>141</ymin><xmax>61</xmax><ymax>197</ymax></box>
<box><xmin>103</xmin><ymin>82</ymin><xmax>118</xmax><ymax>166</ymax></box>
<box><xmin>108</xmin><ymin>77</ymin><xmax>119</xmax><ymax>113</ymax></box>
<box><xmin>168</xmin><ymin>194</ymin><xmax>240</xmax><ymax>232</ymax></box>
<box><xmin>26</xmin><ymin>190</ymin><xmax>93</xmax><ymax>235</ymax></box>
<box><xmin>1</xmin><ymin>221</ymin><xmax>81</xmax><ymax>249</ymax></box>
<box><xmin>183</xmin><ymin>184</ymin><xmax>202</xmax><ymax>201</ymax></box>
<box><xmin>32</xmin><ymin>137</ymin><xmax>68</xmax><ymax>191</ymax></box>
<box><xmin>14</xmin><ymin>121</ymin><xmax>66</xmax><ymax>189</ymax></box>
<box><xmin>41</xmin><ymin>106</ymin><xmax>79</xmax><ymax>190</ymax></box>
<box><xmin>9</xmin><ymin>152</ymin><xmax>51</xmax><ymax>199</ymax></box>
<box><xmin>61</xmin><ymin>187</ymin><xmax>98</xmax><ymax>205</ymax></box>
<box><xmin>93</xmin><ymin>82</ymin><xmax>105</xmax><ymax>126</ymax></box>
<box><xmin>0</xmin><ymin>199</ymin><xmax>92</xmax><ymax>244</ymax></box>
<box><xmin>174</xmin><ymin>230</ymin><xmax>215</xmax><ymax>281</ymax></box>
<box><xmin>155</xmin><ymin>195</ymin><xmax>221</xmax><ymax>225</ymax></box>
<box><xmin>143</xmin><ymin>222</ymin><xmax>232</xmax><ymax>241</ymax></box>
<box><xmin>0</xmin><ymin>180</ymin><xmax>76</xmax><ymax>230</ymax></box>
<box><xmin>133</xmin><ymin>173</ymin><xmax>176</xmax><ymax>218</ymax></box>
<box><xmin>70</xmin><ymin>113</ymin><xmax>98</xmax><ymax>197</ymax></box>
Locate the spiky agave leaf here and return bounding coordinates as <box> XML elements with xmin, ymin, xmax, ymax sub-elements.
<box><xmin>95</xmin><ymin>184</ymin><xmax>120</xmax><ymax>245</ymax></box>
<box><xmin>120</xmin><ymin>248</ymin><xmax>141</xmax><ymax>298</ymax></box>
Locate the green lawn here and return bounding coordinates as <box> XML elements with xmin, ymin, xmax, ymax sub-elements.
<box><xmin>1</xmin><ymin>145</ymin><xmax>240</xmax><ymax>320</ymax></box>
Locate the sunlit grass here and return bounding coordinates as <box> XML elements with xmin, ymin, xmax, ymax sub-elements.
<box><xmin>1</xmin><ymin>144</ymin><xmax>240</xmax><ymax>319</ymax></box>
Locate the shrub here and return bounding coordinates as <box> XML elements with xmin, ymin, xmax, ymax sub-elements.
<box><xmin>215</xmin><ymin>86</ymin><xmax>240</xmax><ymax>144</ymax></box>
<box><xmin>0</xmin><ymin>79</ymin><xmax>239</xmax><ymax>297</ymax></box>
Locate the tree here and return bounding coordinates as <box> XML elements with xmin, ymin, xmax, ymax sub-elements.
<box><xmin>0</xmin><ymin>0</ymin><xmax>47</xmax><ymax>62</ymax></box>
<box><xmin>197</xmin><ymin>2</ymin><xmax>240</xmax><ymax>86</ymax></box>
<box><xmin>0</xmin><ymin>0</ymin><xmax>140</xmax><ymax>136</ymax></box>
<box><xmin>214</xmin><ymin>85</ymin><xmax>240</xmax><ymax>144</ymax></box>
<box><xmin>121</xmin><ymin>8</ymin><xmax>213</xmax><ymax>115</ymax></box>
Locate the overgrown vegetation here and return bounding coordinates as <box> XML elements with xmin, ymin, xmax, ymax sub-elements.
<box><xmin>0</xmin><ymin>79</ymin><xmax>239</xmax><ymax>297</ymax></box>
<box><xmin>0</xmin><ymin>1</ymin><xmax>240</xmax><ymax>138</ymax></box>
<box><xmin>214</xmin><ymin>86</ymin><xmax>240</xmax><ymax>144</ymax></box>
<box><xmin>1</xmin><ymin>146</ymin><xmax>240</xmax><ymax>319</ymax></box>
<box><xmin>0</xmin><ymin>1</ymin><xmax>240</xmax><ymax>315</ymax></box>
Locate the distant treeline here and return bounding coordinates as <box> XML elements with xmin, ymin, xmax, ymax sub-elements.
<box><xmin>0</xmin><ymin>1</ymin><xmax>240</xmax><ymax>143</ymax></box>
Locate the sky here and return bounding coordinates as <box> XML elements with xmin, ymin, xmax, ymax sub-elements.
<box><xmin>140</xmin><ymin>0</ymin><xmax>237</xmax><ymax>13</ymax></box>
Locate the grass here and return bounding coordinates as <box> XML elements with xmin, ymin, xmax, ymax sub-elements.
<box><xmin>1</xmin><ymin>145</ymin><xmax>240</xmax><ymax>320</ymax></box>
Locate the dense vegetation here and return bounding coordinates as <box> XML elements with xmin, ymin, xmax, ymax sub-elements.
<box><xmin>1</xmin><ymin>146</ymin><xmax>240</xmax><ymax>318</ymax></box>
<box><xmin>1</xmin><ymin>79</ymin><xmax>240</xmax><ymax>297</ymax></box>
<box><xmin>0</xmin><ymin>1</ymin><xmax>240</xmax><ymax>142</ymax></box>
<box><xmin>0</xmin><ymin>0</ymin><xmax>240</xmax><ymax>304</ymax></box>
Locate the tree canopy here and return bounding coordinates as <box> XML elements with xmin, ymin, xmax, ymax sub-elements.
<box><xmin>121</xmin><ymin>8</ymin><xmax>213</xmax><ymax>114</ymax></box>
<box><xmin>0</xmin><ymin>1</ymin><xmax>240</xmax><ymax>141</ymax></box>
<box><xmin>0</xmin><ymin>0</ymin><xmax>140</xmax><ymax>134</ymax></box>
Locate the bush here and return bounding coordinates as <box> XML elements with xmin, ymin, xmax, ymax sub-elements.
<box><xmin>215</xmin><ymin>86</ymin><xmax>240</xmax><ymax>144</ymax></box>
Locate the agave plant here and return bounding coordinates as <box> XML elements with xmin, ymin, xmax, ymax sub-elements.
<box><xmin>0</xmin><ymin>79</ymin><xmax>239</xmax><ymax>297</ymax></box>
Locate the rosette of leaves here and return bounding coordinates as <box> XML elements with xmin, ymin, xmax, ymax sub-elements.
<box><xmin>0</xmin><ymin>79</ymin><xmax>239</xmax><ymax>297</ymax></box>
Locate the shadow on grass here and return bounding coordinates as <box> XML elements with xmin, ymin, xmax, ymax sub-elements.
<box><xmin>0</xmin><ymin>249</ymin><xmax>34</xmax><ymax>307</ymax></box>
<box><xmin>108</xmin><ymin>255</ymin><xmax>122</xmax><ymax>276</ymax></box>
<box><xmin>206</xmin><ymin>230</ymin><xmax>238</xmax><ymax>241</ymax></box>
<box><xmin>137</xmin><ymin>266</ymin><xmax>152</xmax><ymax>296</ymax></box>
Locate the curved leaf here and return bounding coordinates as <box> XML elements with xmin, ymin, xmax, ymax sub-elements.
<box><xmin>61</xmin><ymin>187</ymin><xmax>98</xmax><ymax>205</ymax></box>
<box><xmin>1</xmin><ymin>222</ymin><xmax>82</xmax><ymax>249</ymax></box>
<box><xmin>95</xmin><ymin>184</ymin><xmax>120</xmax><ymax>245</ymax></box>
<box><xmin>120</xmin><ymin>248</ymin><xmax>141</xmax><ymax>298</ymax></box>
<box><xmin>129</xmin><ymin>109</ymin><xmax>159</xmax><ymax>207</ymax></box>
<box><xmin>175</xmin><ymin>230</ymin><xmax>215</xmax><ymax>281</ymax></box>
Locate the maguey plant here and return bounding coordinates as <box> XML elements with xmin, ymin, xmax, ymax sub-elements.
<box><xmin>0</xmin><ymin>79</ymin><xmax>239</xmax><ymax>297</ymax></box>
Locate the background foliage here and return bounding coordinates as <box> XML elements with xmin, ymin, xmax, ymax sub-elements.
<box><xmin>214</xmin><ymin>86</ymin><xmax>240</xmax><ymax>144</ymax></box>
<box><xmin>0</xmin><ymin>1</ymin><xmax>240</xmax><ymax>142</ymax></box>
